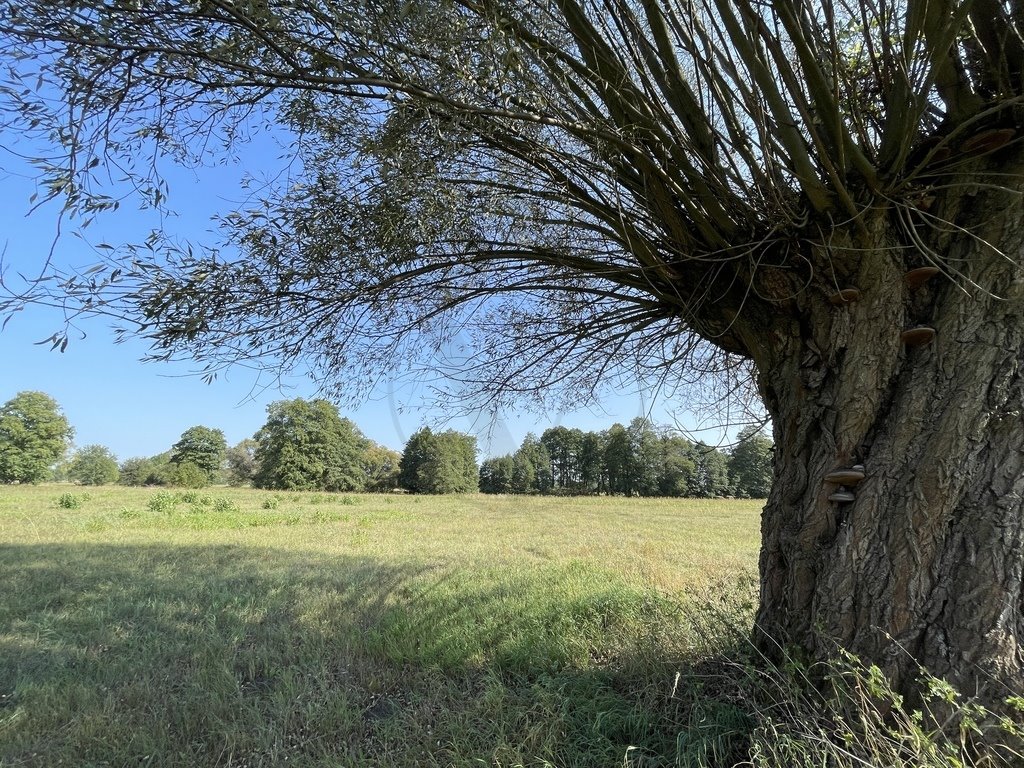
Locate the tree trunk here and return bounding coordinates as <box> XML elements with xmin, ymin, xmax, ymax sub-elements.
<box><xmin>752</xmin><ymin>164</ymin><xmax>1024</xmax><ymax>708</ymax></box>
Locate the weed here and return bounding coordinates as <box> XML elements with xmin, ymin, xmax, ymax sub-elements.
<box><xmin>56</xmin><ymin>492</ymin><xmax>87</xmax><ymax>509</ymax></box>
<box><xmin>147</xmin><ymin>491</ymin><xmax>178</xmax><ymax>513</ymax></box>
<box><xmin>212</xmin><ymin>497</ymin><xmax>238</xmax><ymax>513</ymax></box>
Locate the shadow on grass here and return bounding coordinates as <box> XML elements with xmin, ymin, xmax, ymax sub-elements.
<box><xmin>0</xmin><ymin>542</ymin><xmax>754</xmax><ymax>767</ymax></box>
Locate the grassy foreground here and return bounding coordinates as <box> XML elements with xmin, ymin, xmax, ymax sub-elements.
<box><xmin>0</xmin><ymin>486</ymin><xmax>761</xmax><ymax>767</ymax></box>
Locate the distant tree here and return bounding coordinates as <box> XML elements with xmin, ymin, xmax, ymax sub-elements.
<box><xmin>729</xmin><ymin>427</ymin><xmax>774</xmax><ymax>499</ymax></box>
<box><xmin>67</xmin><ymin>444</ymin><xmax>119</xmax><ymax>485</ymax></box>
<box><xmin>362</xmin><ymin>441</ymin><xmax>402</xmax><ymax>492</ymax></box>
<box><xmin>688</xmin><ymin>443</ymin><xmax>733</xmax><ymax>499</ymax></box>
<box><xmin>224</xmin><ymin>438</ymin><xmax>258</xmax><ymax>487</ymax></box>
<box><xmin>119</xmin><ymin>453</ymin><xmax>172</xmax><ymax>486</ymax></box>
<box><xmin>427</xmin><ymin>431</ymin><xmax>479</xmax><ymax>494</ymax></box>
<box><xmin>512</xmin><ymin>434</ymin><xmax>552</xmax><ymax>494</ymax></box>
<box><xmin>603</xmin><ymin>424</ymin><xmax>632</xmax><ymax>495</ymax></box>
<box><xmin>658</xmin><ymin>435</ymin><xmax>696</xmax><ymax>497</ymax></box>
<box><xmin>0</xmin><ymin>391</ymin><xmax>74</xmax><ymax>484</ymax></box>
<box><xmin>119</xmin><ymin>457</ymin><xmax>150</xmax><ymax>486</ymax></box>
<box><xmin>170</xmin><ymin>425</ymin><xmax>227</xmax><ymax>485</ymax></box>
<box><xmin>627</xmin><ymin>418</ymin><xmax>661</xmax><ymax>496</ymax></box>
<box><xmin>541</xmin><ymin>426</ymin><xmax>584</xmax><ymax>490</ymax></box>
<box><xmin>253</xmin><ymin>398</ymin><xmax>367</xmax><ymax>491</ymax></box>
<box><xmin>577</xmin><ymin>432</ymin><xmax>605</xmax><ymax>494</ymax></box>
<box><xmin>398</xmin><ymin>428</ymin><xmax>436</xmax><ymax>493</ymax></box>
<box><xmin>479</xmin><ymin>456</ymin><xmax>515</xmax><ymax>494</ymax></box>
<box><xmin>170</xmin><ymin>461</ymin><xmax>209</xmax><ymax>489</ymax></box>
<box><xmin>399</xmin><ymin>427</ymin><xmax>477</xmax><ymax>494</ymax></box>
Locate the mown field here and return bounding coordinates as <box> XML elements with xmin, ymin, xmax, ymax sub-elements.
<box><xmin>0</xmin><ymin>486</ymin><xmax>762</xmax><ymax>767</ymax></box>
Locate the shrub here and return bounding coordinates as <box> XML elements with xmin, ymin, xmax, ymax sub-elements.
<box><xmin>148</xmin><ymin>491</ymin><xmax>178</xmax><ymax>513</ymax></box>
<box><xmin>170</xmin><ymin>461</ymin><xmax>210</xmax><ymax>489</ymax></box>
<box><xmin>212</xmin><ymin>497</ymin><xmax>238</xmax><ymax>513</ymax></box>
<box><xmin>56</xmin><ymin>492</ymin><xmax>86</xmax><ymax>509</ymax></box>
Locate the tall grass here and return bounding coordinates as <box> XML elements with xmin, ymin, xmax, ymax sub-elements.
<box><xmin>1</xmin><ymin>486</ymin><xmax>760</xmax><ymax>767</ymax></box>
<box><xmin>1</xmin><ymin>486</ymin><xmax>1019</xmax><ymax>766</ymax></box>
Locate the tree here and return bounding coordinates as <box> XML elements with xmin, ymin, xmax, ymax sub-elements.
<box><xmin>225</xmin><ymin>438</ymin><xmax>258</xmax><ymax>486</ymax></box>
<box><xmin>398</xmin><ymin>428</ymin><xmax>436</xmax><ymax>494</ymax></box>
<box><xmin>603</xmin><ymin>424</ymin><xmax>632</xmax><ymax>495</ymax></box>
<box><xmin>398</xmin><ymin>427</ymin><xmax>478</xmax><ymax>494</ymax></box>
<box><xmin>687</xmin><ymin>442</ymin><xmax>733</xmax><ymax>499</ymax></box>
<box><xmin>0</xmin><ymin>392</ymin><xmax>74</xmax><ymax>484</ymax></box>
<box><xmin>425</xmin><ymin>431</ymin><xmax>479</xmax><ymax>494</ymax></box>
<box><xmin>169</xmin><ymin>461</ymin><xmax>209</xmax><ymax>489</ymax></box>
<box><xmin>2</xmin><ymin>0</ymin><xmax>1023</xmax><ymax>708</ymax></box>
<box><xmin>361</xmin><ymin>441</ymin><xmax>402</xmax><ymax>492</ymax></box>
<box><xmin>729</xmin><ymin>427</ymin><xmax>774</xmax><ymax>499</ymax></box>
<box><xmin>626</xmin><ymin>417</ymin><xmax>661</xmax><ymax>496</ymax></box>
<box><xmin>512</xmin><ymin>434</ymin><xmax>552</xmax><ymax>494</ymax></box>
<box><xmin>253</xmin><ymin>398</ymin><xmax>367</xmax><ymax>491</ymax></box>
<box><xmin>541</xmin><ymin>426</ymin><xmax>584</xmax><ymax>490</ymax></box>
<box><xmin>658</xmin><ymin>435</ymin><xmax>696</xmax><ymax>498</ymax></box>
<box><xmin>119</xmin><ymin>453</ymin><xmax>172</xmax><ymax>486</ymax></box>
<box><xmin>170</xmin><ymin>426</ymin><xmax>227</xmax><ymax>485</ymax></box>
<box><xmin>479</xmin><ymin>456</ymin><xmax>515</xmax><ymax>494</ymax></box>
<box><xmin>577</xmin><ymin>431</ymin><xmax>605</xmax><ymax>494</ymax></box>
<box><xmin>67</xmin><ymin>444</ymin><xmax>119</xmax><ymax>485</ymax></box>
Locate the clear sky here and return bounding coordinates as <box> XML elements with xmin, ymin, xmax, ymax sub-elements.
<box><xmin>0</xmin><ymin>136</ymin><xmax>702</xmax><ymax>461</ymax></box>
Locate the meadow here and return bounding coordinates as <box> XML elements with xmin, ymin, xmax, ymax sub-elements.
<box><xmin>0</xmin><ymin>486</ymin><xmax>762</xmax><ymax>767</ymax></box>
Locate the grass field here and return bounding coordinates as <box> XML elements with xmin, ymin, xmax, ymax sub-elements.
<box><xmin>0</xmin><ymin>486</ymin><xmax>762</xmax><ymax>767</ymax></box>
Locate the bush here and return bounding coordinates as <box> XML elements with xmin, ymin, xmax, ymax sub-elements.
<box><xmin>56</xmin><ymin>492</ymin><xmax>87</xmax><ymax>509</ymax></box>
<box><xmin>170</xmin><ymin>461</ymin><xmax>210</xmax><ymax>489</ymax></box>
<box><xmin>148</xmin><ymin>491</ymin><xmax>178</xmax><ymax>513</ymax></box>
<box><xmin>212</xmin><ymin>497</ymin><xmax>238</xmax><ymax>513</ymax></box>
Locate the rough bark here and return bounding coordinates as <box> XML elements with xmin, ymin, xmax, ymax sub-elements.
<box><xmin>751</xmin><ymin>156</ymin><xmax>1024</xmax><ymax>707</ymax></box>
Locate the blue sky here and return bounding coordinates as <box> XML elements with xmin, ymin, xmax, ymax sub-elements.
<box><xmin>0</xmin><ymin>138</ymin><xmax>691</xmax><ymax>461</ymax></box>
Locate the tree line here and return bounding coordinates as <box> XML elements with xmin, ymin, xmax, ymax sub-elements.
<box><xmin>480</xmin><ymin>421</ymin><xmax>771</xmax><ymax>499</ymax></box>
<box><xmin>1</xmin><ymin>391</ymin><xmax>770</xmax><ymax>497</ymax></box>
<box><xmin>119</xmin><ymin>398</ymin><xmax>407</xmax><ymax>492</ymax></box>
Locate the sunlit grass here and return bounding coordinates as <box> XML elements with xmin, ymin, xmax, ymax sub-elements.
<box><xmin>0</xmin><ymin>485</ymin><xmax>760</xmax><ymax>767</ymax></box>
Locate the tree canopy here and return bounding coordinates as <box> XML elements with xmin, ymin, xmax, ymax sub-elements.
<box><xmin>728</xmin><ymin>426</ymin><xmax>773</xmax><ymax>498</ymax></box>
<box><xmin>253</xmin><ymin>398</ymin><xmax>367</xmax><ymax>491</ymax></box>
<box><xmin>399</xmin><ymin>427</ymin><xmax>479</xmax><ymax>494</ymax></box>
<box><xmin>0</xmin><ymin>391</ymin><xmax>74</xmax><ymax>484</ymax></box>
<box><xmin>170</xmin><ymin>425</ymin><xmax>228</xmax><ymax>485</ymax></box>
<box><xmin>481</xmin><ymin>419</ymin><xmax>751</xmax><ymax>497</ymax></box>
<box><xmin>67</xmin><ymin>444</ymin><xmax>120</xmax><ymax>485</ymax></box>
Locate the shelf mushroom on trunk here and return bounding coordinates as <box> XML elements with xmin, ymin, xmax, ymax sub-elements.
<box><xmin>825</xmin><ymin>465</ymin><xmax>865</xmax><ymax>503</ymax></box>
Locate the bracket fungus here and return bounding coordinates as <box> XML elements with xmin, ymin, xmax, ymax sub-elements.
<box><xmin>901</xmin><ymin>326</ymin><xmax>936</xmax><ymax>347</ymax></box>
<box><xmin>904</xmin><ymin>266</ymin><xmax>940</xmax><ymax>289</ymax></box>
<box><xmin>825</xmin><ymin>468</ymin><xmax>866</xmax><ymax>485</ymax></box>
<box><xmin>829</xmin><ymin>489</ymin><xmax>856</xmax><ymax>503</ymax></box>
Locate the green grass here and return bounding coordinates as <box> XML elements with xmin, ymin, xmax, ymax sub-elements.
<box><xmin>0</xmin><ymin>486</ymin><xmax>761</xmax><ymax>767</ymax></box>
